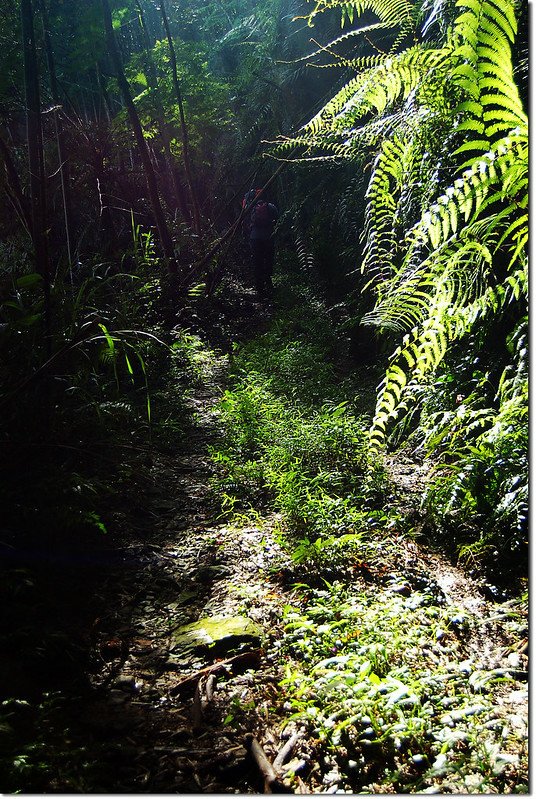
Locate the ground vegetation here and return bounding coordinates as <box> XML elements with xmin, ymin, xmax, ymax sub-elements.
<box><xmin>0</xmin><ymin>0</ymin><xmax>527</xmax><ymax>793</ymax></box>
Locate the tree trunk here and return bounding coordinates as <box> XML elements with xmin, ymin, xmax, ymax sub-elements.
<box><xmin>160</xmin><ymin>0</ymin><xmax>202</xmax><ymax>237</ymax></box>
<box><xmin>20</xmin><ymin>0</ymin><xmax>51</xmax><ymax>341</ymax></box>
<box><xmin>135</xmin><ymin>0</ymin><xmax>192</xmax><ymax>225</ymax></box>
<box><xmin>100</xmin><ymin>0</ymin><xmax>178</xmax><ymax>283</ymax></box>
<box><xmin>0</xmin><ymin>131</ymin><xmax>33</xmax><ymax>235</ymax></box>
<box><xmin>38</xmin><ymin>0</ymin><xmax>75</xmax><ymax>267</ymax></box>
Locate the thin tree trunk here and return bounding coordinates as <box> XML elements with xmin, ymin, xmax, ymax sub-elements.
<box><xmin>21</xmin><ymin>0</ymin><xmax>51</xmax><ymax>342</ymax></box>
<box><xmin>135</xmin><ymin>0</ymin><xmax>159</xmax><ymax>89</ymax></box>
<box><xmin>96</xmin><ymin>168</ymin><xmax>118</xmax><ymax>256</ymax></box>
<box><xmin>38</xmin><ymin>0</ymin><xmax>74</xmax><ymax>267</ymax></box>
<box><xmin>0</xmin><ymin>131</ymin><xmax>33</xmax><ymax>235</ymax></box>
<box><xmin>101</xmin><ymin>0</ymin><xmax>178</xmax><ymax>283</ymax></box>
<box><xmin>95</xmin><ymin>60</ymin><xmax>113</xmax><ymax>121</ymax></box>
<box><xmin>160</xmin><ymin>0</ymin><xmax>202</xmax><ymax>237</ymax></box>
<box><xmin>135</xmin><ymin>0</ymin><xmax>191</xmax><ymax>224</ymax></box>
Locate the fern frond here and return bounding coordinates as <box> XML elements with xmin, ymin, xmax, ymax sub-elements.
<box><xmin>303</xmin><ymin>0</ymin><xmax>417</xmax><ymax>31</ymax></box>
<box><xmin>368</xmin><ymin>257</ymin><xmax>526</xmax><ymax>449</ymax></box>
<box><xmin>363</xmin><ymin>235</ymin><xmax>493</xmax><ymax>332</ymax></box>
<box><xmin>285</xmin><ymin>22</ymin><xmax>395</xmax><ymax>64</ymax></box>
<box><xmin>360</xmin><ymin>134</ymin><xmax>418</xmax><ymax>282</ymax></box>
<box><xmin>452</xmin><ymin>0</ymin><xmax>525</xmax><ymax>149</ymax></box>
<box><xmin>295</xmin><ymin>230</ymin><xmax>316</xmax><ymax>271</ymax></box>
<box><xmin>300</xmin><ymin>46</ymin><xmax>447</xmax><ymax>137</ymax></box>
<box><xmin>278</xmin><ymin>0</ymin><xmax>527</xmax><ymax>454</ymax></box>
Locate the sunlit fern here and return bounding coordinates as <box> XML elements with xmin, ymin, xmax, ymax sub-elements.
<box><xmin>299</xmin><ymin>0</ymin><xmax>419</xmax><ymax>51</ymax></box>
<box><xmin>274</xmin><ymin>0</ymin><xmax>527</xmax><ymax>450</ymax></box>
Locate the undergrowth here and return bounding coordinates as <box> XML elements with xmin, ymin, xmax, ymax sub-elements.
<box><xmin>210</xmin><ymin>273</ymin><xmax>388</xmax><ymax>565</ymax></box>
<box><xmin>0</xmin><ymin>239</ymin><xmax>217</xmax><ymax>792</ymax></box>
<box><xmin>276</xmin><ymin>581</ymin><xmax>527</xmax><ymax>793</ymax></box>
<box><xmin>391</xmin><ymin>318</ymin><xmax>528</xmax><ymax>589</ymax></box>
<box><xmin>0</xmin><ymin>236</ymin><xmax>207</xmax><ymax>554</ymax></box>
<box><xmin>210</xmin><ymin>270</ymin><xmax>528</xmax><ymax>794</ymax></box>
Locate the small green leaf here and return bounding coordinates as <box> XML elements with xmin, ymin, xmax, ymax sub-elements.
<box><xmin>124</xmin><ymin>352</ymin><xmax>134</xmax><ymax>375</ymax></box>
<box><xmin>16</xmin><ymin>273</ymin><xmax>43</xmax><ymax>289</ymax></box>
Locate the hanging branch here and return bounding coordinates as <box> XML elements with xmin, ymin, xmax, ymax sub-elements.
<box><xmin>160</xmin><ymin>0</ymin><xmax>202</xmax><ymax>237</ymax></box>
<box><xmin>101</xmin><ymin>0</ymin><xmax>179</xmax><ymax>284</ymax></box>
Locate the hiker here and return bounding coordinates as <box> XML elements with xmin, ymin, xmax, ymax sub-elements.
<box><xmin>243</xmin><ymin>189</ymin><xmax>278</xmax><ymax>296</ymax></box>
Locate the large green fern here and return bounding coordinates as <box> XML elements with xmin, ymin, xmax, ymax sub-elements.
<box><xmin>276</xmin><ymin>0</ymin><xmax>527</xmax><ymax>455</ymax></box>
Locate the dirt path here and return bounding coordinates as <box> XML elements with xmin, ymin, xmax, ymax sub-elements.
<box><xmin>57</xmin><ymin>330</ymin><xmax>525</xmax><ymax>794</ymax></box>
<box><xmin>2</xmin><ymin>289</ymin><xmax>526</xmax><ymax>793</ymax></box>
<box><xmin>59</xmin><ymin>321</ymin><xmax>296</xmax><ymax>791</ymax></box>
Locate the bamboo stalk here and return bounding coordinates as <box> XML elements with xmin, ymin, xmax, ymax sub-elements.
<box><xmin>101</xmin><ymin>0</ymin><xmax>179</xmax><ymax>286</ymax></box>
<box><xmin>160</xmin><ymin>0</ymin><xmax>202</xmax><ymax>236</ymax></box>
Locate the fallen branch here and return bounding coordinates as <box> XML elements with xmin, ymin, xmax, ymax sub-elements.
<box><xmin>191</xmin><ymin>678</ymin><xmax>203</xmax><ymax>731</ymax></box>
<box><xmin>244</xmin><ymin>733</ymin><xmax>293</xmax><ymax>793</ymax></box>
<box><xmin>244</xmin><ymin>733</ymin><xmax>282</xmax><ymax>793</ymax></box>
<box><xmin>169</xmin><ymin>648</ymin><xmax>262</xmax><ymax>695</ymax></box>
<box><xmin>205</xmin><ymin>673</ymin><xmax>217</xmax><ymax>703</ymax></box>
<box><xmin>273</xmin><ymin>732</ymin><xmax>301</xmax><ymax>771</ymax></box>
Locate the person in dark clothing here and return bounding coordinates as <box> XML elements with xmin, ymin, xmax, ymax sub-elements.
<box><xmin>243</xmin><ymin>190</ymin><xmax>278</xmax><ymax>296</ymax></box>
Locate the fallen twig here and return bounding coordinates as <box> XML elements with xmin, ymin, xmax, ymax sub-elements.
<box><xmin>169</xmin><ymin>648</ymin><xmax>262</xmax><ymax>695</ymax></box>
<box><xmin>244</xmin><ymin>733</ymin><xmax>278</xmax><ymax>792</ymax></box>
<box><xmin>205</xmin><ymin>673</ymin><xmax>216</xmax><ymax>703</ymax></box>
<box><xmin>294</xmin><ymin>775</ymin><xmax>308</xmax><ymax>794</ymax></box>
<box><xmin>191</xmin><ymin>678</ymin><xmax>203</xmax><ymax>731</ymax></box>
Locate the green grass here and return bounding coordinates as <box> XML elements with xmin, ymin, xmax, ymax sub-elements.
<box><xmin>210</xmin><ymin>273</ymin><xmax>528</xmax><ymax>794</ymax></box>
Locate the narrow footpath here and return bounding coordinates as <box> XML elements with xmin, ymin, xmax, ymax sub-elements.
<box><xmin>2</xmin><ymin>287</ymin><xmax>528</xmax><ymax>793</ymax></box>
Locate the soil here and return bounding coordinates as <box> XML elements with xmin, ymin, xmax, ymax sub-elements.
<box><xmin>0</xmin><ymin>288</ymin><xmax>527</xmax><ymax>794</ymax></box>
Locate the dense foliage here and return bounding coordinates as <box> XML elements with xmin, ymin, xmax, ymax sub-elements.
<box><xmin>0</xmin><ymin>0</ymin><xmax>527</xmax><ymax>792</ymax></box>
<box><xmin>269</xmin><ymin>0</ymin><xmax>528</xmax><ymax>569</ymax></box>
<box><xmin>211</xmin><ymin>272</ymin><xmax>388</xmax><ymax>561</ymax></box>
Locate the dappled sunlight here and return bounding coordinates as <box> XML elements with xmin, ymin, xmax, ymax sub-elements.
<box><xmin>0</xmin><ymin>0</ymin><xmax>526</xmax><ymax>792</ymax></box>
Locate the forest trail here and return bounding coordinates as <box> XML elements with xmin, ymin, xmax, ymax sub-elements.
<box><xmin>0</xmin><ymin>0</ymin><xmax>527</xmax><ymax>791</ymax></box>
<box><xmin>16</xmin><ymin>286</ymin><xmax>524</xmax><ymax>794</ymax></box>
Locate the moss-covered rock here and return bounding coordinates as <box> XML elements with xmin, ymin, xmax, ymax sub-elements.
<box><xmin>171</xmin><ymin>615</ymin><xmax>262</xmax><ymax>656</ymax></box>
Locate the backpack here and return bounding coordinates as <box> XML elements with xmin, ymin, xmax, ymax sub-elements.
<box><xmin>251</xmin><ymin>201</ymin><xmax>272</xmax><ymax>226</ymax></box>
<box><xmin>242</xmin><ymin>189</ymin><xmax>262</xmax><ymax>208</ymax></box>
